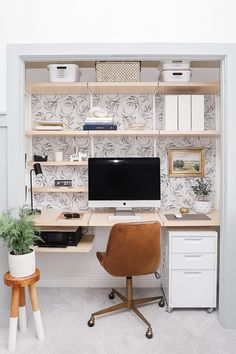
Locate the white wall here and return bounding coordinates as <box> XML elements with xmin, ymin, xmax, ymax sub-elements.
<box><xmin>0</xmin><ymin>0</ymin><xmax>236</xmax><ymax>111</ymax></box>
<box><xmin>0</xmin><ymin>124</ymin><xmax>10</xmax><ymax>327</ymax></box>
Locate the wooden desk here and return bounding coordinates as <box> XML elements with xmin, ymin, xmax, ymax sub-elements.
<box><xmin>34</xmin><ymin>209</ymin><xmax>220</xmax><ymax>228</ymax></box>
<box><xmin>35</xmin><ymin>210</ymin><xmax>92</xmax><ymax>229</ymax></box>
<box><xmin>158</xmin><ymin>209</ymin><xmax>220</xmax><ymax>227</ymax></box>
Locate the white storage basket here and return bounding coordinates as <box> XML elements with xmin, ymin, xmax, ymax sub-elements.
<box><xmin>47</xmin><ymin>64</ymin><xmax>80</xmax><ymax>82</ymax></box>
<box><xmin>160</xmin><ymin>69</ymin><xmax>192</xmax><ymax>82</ymax></box>
<box><xmin>96</xmin><ymin>61</ymin><xmax>141</xmax><ymax>82</ymax></box>
<box><xmin>160</xmin><ymin>60</ymin><xmax>190</xmax><ymax>70</ymax></box>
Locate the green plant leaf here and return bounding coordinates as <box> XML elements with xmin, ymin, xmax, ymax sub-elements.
<box><xmin>0</xmin><ymin>206</ymin><xmax>41</xmax><ymax>255</ymax></box>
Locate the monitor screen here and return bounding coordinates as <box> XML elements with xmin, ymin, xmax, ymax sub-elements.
<box><xmin>88</xmin><ymin>157</ymin><xmax>160</xmax><ymax>208</ymax></box>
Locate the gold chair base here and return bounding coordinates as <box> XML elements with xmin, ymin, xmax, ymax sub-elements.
<box><xmin>88</xmin><ymin>276</ymin><xmax>165</xmax><ymax>338</ymax></box>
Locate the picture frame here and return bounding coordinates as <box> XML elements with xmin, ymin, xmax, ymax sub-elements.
<box><xmin>168</xmin><ymin>148</ymin><xmax>205</xmax><ymax>177</ymax></box>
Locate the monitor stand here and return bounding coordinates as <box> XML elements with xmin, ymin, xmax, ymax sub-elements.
<box><xmin>108</xmin><ymin>208</ymin><xmax>141</xmax><ymax>221</ymax></box>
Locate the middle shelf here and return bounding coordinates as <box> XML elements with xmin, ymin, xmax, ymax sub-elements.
<box><xmin>26</xmin><ymin>130</ymin><xmax>220</xmax><ymax>137</ymax></box>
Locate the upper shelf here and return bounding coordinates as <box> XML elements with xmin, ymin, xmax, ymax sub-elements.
<box><xmin>25</xmin><ymin>82</ymin><xmax>220</xmax><ymax>95</ymax></box>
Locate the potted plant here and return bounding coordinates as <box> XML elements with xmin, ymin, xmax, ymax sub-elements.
<box><xmin>0</xmin><ymin>206</ymin><xmax>41</xmax><ymax>277</ymax></box>
<box><xmin>191</xmin><ymin>177</ymin><xmax>213</xmax><ymax>214</ymax></box>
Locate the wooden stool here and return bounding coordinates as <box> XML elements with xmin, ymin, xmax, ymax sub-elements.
<box><xmin>4</xmin><ymin>268</ymin><xmax>44</xmax><ymax>351</ymax></box>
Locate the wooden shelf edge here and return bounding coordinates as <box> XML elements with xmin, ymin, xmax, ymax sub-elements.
<box><xmin>26</xmin><ymin>130</ymin><xmax>220</xmax><ymax>137</ymax></box>
<box><xmin>26</xmin><ymin>81</ymin><xmax>220</xmax><ymax>95</ymax></box>
<box><xmin>33</xmin><ymin>234</ymin><xmax>94</xmax><ymax>253</ymax></box>
<box><xmin>27</xmin><ymin>161</ymin><xmax>88</xmax><ymax>166</ymax></box>
<box><xmin>31</xmin><ymin>187</ymin><xmax>88</xmax><ymax>193</ymax></box>
<box><xmin>26</xmin><ymin>130</ymin><xmax>89</xmax><ymax>137</ymax></box>
<box><xmin>159</xmin><ymin>130</ymin><xmax>220</xmax><ymax>136</ymax></box>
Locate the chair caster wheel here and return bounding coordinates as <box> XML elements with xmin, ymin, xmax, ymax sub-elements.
<box><xmin>145</xmin><ymin>327</ymin><xmax>153</xmax><ymax>339</ymax></box>
<box><xmin>159</xmin><ymin>297</ymin><xmax>165</xmax><ymax>307</ymax></box>
<box><xmin>109</xmin><ymin>291</ymin><xmax>115</xmax><ymax>300</ymax></box>
<box><xmin>87</xmin><ymin>316</ymin><xmax>95</xmax><ymax>327</ymax></box>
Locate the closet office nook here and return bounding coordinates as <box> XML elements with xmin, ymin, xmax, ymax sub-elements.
<box><xmin>25</xmin><ymin>60</ymin><xmax>220</xmax><ymax>212</ymax></box>
<box><xmin>22</xmin><ymin>57</ymin><xmax>221</xmax><ymax>312</ymax></box>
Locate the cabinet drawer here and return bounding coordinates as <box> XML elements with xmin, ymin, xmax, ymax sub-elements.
<box><xmin>170</xmin><ymin>270</ymin><xmax>216</xmax><ymax>308</ymax></box>
<box><xmin>171</xmin><ymin>236</ymin><xmax>215</xmax><ymax>253</ymax></box>
<box><xmin>171</xmin><ymin>253</ymin><xmax>215</xmax><ymax>270</ymax></box>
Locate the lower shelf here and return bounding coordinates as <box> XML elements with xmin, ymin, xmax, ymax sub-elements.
<box><xmin>33</xmin><ymin>234</ymin><xmax>94</xmax><ymax>253</ymax></box>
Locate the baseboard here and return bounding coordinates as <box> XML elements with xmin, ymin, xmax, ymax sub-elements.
<box><xmin>0</xmin><ymin>309</ymin><xmax>9</xmax><ymax>328</ymax></box>
<box><xmin>38</xmin><ymin>276</ymin><xmax>161</xmax><ymax>288</ymax></box>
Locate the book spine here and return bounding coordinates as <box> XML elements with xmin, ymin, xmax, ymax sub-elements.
<box><xmin>85</xmin><ymin>121</ymin><xmax>114</xmax><ymax>125</ymax></box>
<box><xmin>83</xmin><ymin>124</ymin><xmax>117</xmax><ymax>130</ymax></box>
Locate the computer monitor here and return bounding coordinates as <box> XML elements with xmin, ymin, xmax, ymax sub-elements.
<box><xmin>88</xmin><ymin>157</ymin><xmax>161</xmax><ymax>210</ymax></box>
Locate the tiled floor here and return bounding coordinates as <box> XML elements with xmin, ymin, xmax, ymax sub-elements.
<box><xmin>0</xmin><ymin>288</ymin><xmax>236</xmax><ymax>354</ymax></box>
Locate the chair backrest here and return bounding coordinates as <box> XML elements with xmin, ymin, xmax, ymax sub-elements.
<box><xmin>100</xmin><ymin>221</ymin><xmax>161</xmax><ymax>277</ymax></box>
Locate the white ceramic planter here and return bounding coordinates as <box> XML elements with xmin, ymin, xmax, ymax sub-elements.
<box><xmin>8</xmin><ymin>249</ymin><xmax>35</xmax><ymax>277</ymax></box>
<box><xmin>194</xmin><ymin>201</ymin><xmax>213</xmax><ymax>214</ymax></box>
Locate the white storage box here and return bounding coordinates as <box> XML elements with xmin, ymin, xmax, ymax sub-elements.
<box><xmin>160</xmin><ymin>60</ymin><xmax>190</xmax><ymax>70</ymax></box>
<box><xmin>95</xmin><ymin>61</ymin><xmax>141</xmax><ymax>82</ymax></box>
<box><xmin>47</xmin><ymin>64</ymin><xmax>80</xmax><ymax>82</ymax></box>
<box><xmin>160</xmin><ymin>70</ymin><xmax>192</xmax><ymax>82</ymax></box>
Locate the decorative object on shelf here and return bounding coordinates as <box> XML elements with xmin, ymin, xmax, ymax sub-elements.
<box><xmin>0</xmin><ymin>206</ymin><xmax>41</xmax><ymax>277</ymax></box>
<box><xmin>33</xmin><ymin>120</ymin><xmax>66</xmax><ymax>131</ymax></box>
<box><xmin>159</xmin><ymin>60</ymin><xmax>192</xmax><ymax>82</ymax></box>
<box><xmin>33</xmin><ymin>154</ymin><xmax>48</xmax><ymax>162</ymax></box>
<box><xmin>168</xmin><ymin>148</ymin><xmax>205</xmax><ymax>177</ymax></box>
<box><xmin>179</xmin><ymin>207</ymin><xmax>189</xmax><ymax>214</ymax></box>
<box><xmin>159</xmin><ymin>60</ymin><xmax>191</xmax><ymax>70</ymax></box>
<box><xmin>47</xmin><ymin>64</ymin><xmax>80</xmax><ymax>82</ymax></box>
<box><xmin>55</xmin><ymin>151</ymin><xmax>63</xmax><ymax>161</ymax></box>
<box><xmin>83</xmin><ymin>124</ymin><xmax>117</xmax><ymax>130</ymax></box>
<box><xmin>191</xmin><ymin>177</ymin><xmax>213</xmax><ymax>214</ymax></box>
<box><xmin>164</xmin><ymin>94</ymin><xmax>204</xmax><ymax>131</ymax></box>
<box><xmin>160</xmin><ymin>70</ymin><xmax>192</xmax><ymax>82</ymax></box>
<box><xmin>69</xmin><ymin>147</ymin><xmax>87</xmax><ymax>161</ymax></box>
<box><xmin>95</xmin><ymin>61</ymin><xmax>141</xmax><ymax>82</ymax></box>
<box><xmin>83</xmin><ymin>106</ymin><xmax>116</xmax><ymax>130</ymax></box>
<box><xmin>54</xmin><ymin>179</ymin><xmax>73</xmax><ymax>187</ymax></box>
<box><xmin>88</xmin><ymin>106</ymin><xmax>108</xmax><ymax>118</ymax></box>
<box><xmin>30</xmin><ymin>163</ymin><xmax>43</xmax><ymax>214</ymax></box>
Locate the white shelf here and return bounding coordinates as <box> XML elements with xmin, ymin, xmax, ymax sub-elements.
<box><xmin>31</xmin><ymin>187</ymin><xmax>88</xmax><ymax>193</ymax></box>
<box><xmin>26</xmin><ymin>81</ymin><xmax>220</xmax><ymax>95</ymax></box>
<box><xmin>33</xmin><ymin>234</ymin><xmax>94</xmax><ymax>253</ymax></box>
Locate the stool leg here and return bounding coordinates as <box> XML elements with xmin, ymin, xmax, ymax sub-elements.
<box><xmin>28</xmin><ymin>284</ymin><xmax>45</xmax><ymax>341</ymax></box>
<box><xmin>19</xmin><ymin>287</ymin><xmax>27</xmax><ymax>333</ymax></box>
<box><xmin>8</xmin><ymin>287</ymin><xmax>20</xmax><ymax>352</ymax></box>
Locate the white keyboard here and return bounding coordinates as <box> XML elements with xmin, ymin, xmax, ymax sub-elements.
<box><xmin>108</xmin><ymin>215</ymin><xmax>141</xmax><ymax>221</ymax></box>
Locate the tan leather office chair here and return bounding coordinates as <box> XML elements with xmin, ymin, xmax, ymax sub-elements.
<box><xmin>87</xmin><ymin>221</ymin><xmax>165</xmax><ymax>339</ymax></box>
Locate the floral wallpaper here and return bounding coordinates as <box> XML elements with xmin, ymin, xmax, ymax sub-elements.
<box><xmin>31</xmin><ymin>94</ymin><xmax>216</xmax><ymax>210</ymax></box>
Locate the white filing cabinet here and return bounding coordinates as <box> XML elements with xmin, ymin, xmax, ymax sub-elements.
<box><xmin>161</xmin><ymin>228</ymin><xmax>217</xmax><ymax>312</ymax></box>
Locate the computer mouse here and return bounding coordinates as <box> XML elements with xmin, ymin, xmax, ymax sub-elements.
<box><xmin>174</xmin><ymin>212</ymin><xmax>183</xmax><ymax>219</ymax></box>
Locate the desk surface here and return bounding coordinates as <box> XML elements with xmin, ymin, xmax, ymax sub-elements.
<box><xmin>35</xmin><ymin>209</ymin><xmax>220</xmax><ymax>228</ymax></box>
<box><xmin>158</xmin><ymin>209</ymin><xmax>219</xmax><ymax>227</ymax></box>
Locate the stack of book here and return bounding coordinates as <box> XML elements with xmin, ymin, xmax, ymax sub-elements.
<box><xmin>34</xmin><ymin>121</ymin><xmax>66</xmax><ymax>131</ymax></box>
<box><xmin>83</xmin><ymin>117</ymin><xmax>117</xmax><ymax>131</ymax></box>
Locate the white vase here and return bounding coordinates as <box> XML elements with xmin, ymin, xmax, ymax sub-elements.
<box><xmin>8</xmin><ymin>249</ymin><xmax>35</xmax><ymax>277</ymax></box>
<box><xmin>194</xmin><ymin>201</ymin><xmax>213</xmax><ymax>214</ymax></box>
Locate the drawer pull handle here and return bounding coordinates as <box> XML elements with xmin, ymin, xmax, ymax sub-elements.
<box><xmin>184</xmin><ymin>238</ymin><xmax>202</xmax><ymax>241</ymax></box>
<box><xmin>184</xmin><ymin>271</ymin><xmax>202</xmax><ymax>275</ymax></box>
<box><xmin>184</xmin><ymin>255</ymin><xmax>202</xmax><ymax>258</ymax></box>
